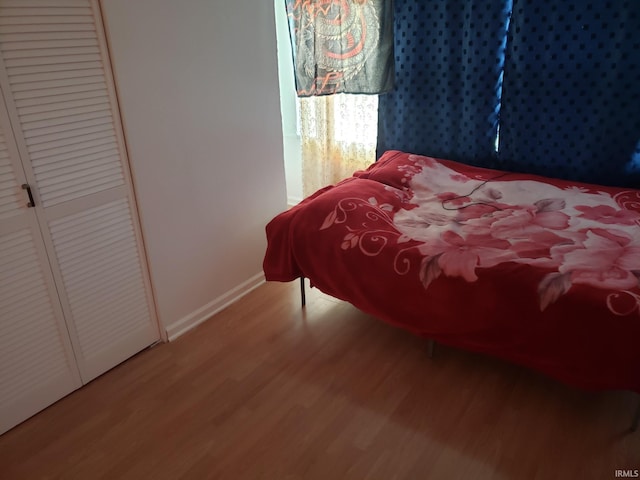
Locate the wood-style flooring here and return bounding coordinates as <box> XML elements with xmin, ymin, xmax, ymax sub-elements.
<box><xmin>1</xmin><ymin>280</ymin><xmax>639</xmax><ymax>479</ymax></box>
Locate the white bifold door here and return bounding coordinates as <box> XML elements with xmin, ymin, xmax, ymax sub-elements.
<box><xmin>0</xmin><ymin>0</ymin><xmax>160</xmax><ymax>434</ymax></box>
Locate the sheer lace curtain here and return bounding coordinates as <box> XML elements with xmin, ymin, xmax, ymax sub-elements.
<box><xmin>299</xmin><ymin>93</ymin><xmax>378</xmax><ymax>197</ymax></box>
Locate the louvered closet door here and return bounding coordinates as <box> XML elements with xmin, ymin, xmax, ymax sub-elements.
<box><xmin>0</xmin><ymin>0</ymin><xmax>160</xmax><ymax>383</ymax></box>
<box><xmin>0</xmin><ymin>87</ymin><xmax>81</xmax><ymax>435</ymax></box>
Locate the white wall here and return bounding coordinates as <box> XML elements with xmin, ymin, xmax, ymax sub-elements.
<box><xmin>273</xmin><ymin>0</ymin><xmax>303</xmax><ymax>206</ymax></box>
<box><xmin>101</xmin><ymin>0</ymin><xmax>287</xmax><ymax>338</ymax></box>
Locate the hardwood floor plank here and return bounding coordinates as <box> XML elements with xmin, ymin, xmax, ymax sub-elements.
<box><xmin>1</xmin><ymin>281</ymin><xmax>638</xmax><ymax>479</ymax></box>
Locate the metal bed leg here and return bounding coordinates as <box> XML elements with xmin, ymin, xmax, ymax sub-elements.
<box><xmin>300</xmin><ymin>276</ymin><xmax>306</xmax><ymax>308</ymax></box>
<box><xmin>631</xmin><ymin>397</ymin><xmax>640</xmax><ymax>433</ymax></box>
<box><xmin>427</xmin><ymin>338</ymin><xmax>435</xmax><ymax>359</ymax></box>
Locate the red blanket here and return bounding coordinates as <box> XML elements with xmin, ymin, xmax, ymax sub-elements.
<box><xmin>264</xmin><ymin>150</ymin><xmax>640</xmax><ymax>393</ymax></box>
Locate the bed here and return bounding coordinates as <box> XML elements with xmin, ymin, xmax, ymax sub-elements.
<box><xmin>263</xmin><ymin>150</ymin><xmax>640</xmax><ymax>428</ymax></box>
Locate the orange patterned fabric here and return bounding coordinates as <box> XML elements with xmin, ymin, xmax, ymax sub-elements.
<box><xmin>285</xmin><ymin>0</ymin><xmax>394</xmax><ymax>96</ymax></box>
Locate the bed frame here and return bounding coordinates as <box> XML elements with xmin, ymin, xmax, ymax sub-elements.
<box><xmin>299</xmin><ymin>277</ymin><xmax>640</xmax><ymax>433</ymax></box>
<box><xmin>261</xmin><ymin>153</ymin><xmax>640</xmax><ymax>434</ymax></box>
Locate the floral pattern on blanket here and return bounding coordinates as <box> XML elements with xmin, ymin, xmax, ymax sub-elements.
<box><xmin>321</xmin><ymin>154</ymin><xmax>640</xmax><ymax>315</ymax></box>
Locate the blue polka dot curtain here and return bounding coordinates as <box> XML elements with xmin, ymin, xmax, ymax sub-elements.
<box><xmin>378</xmin><ymin>0</ymin><xmax>640</xmax><ymax>188</ymax></box>
<box><xmin>498</xmin><ymin>0</ymin><xmax>640</xmax><ymax>188</ymax></box>
<box><xmin>377</xmin><ymin>0</ymin><xmax>511</xmax><ymax>165</ymax></box>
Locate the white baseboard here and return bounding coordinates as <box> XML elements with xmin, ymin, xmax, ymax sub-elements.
<box><xmin>165</xmin><ymin>272</ymin><xmax>265</xmax><ymax>341</ymax></box>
